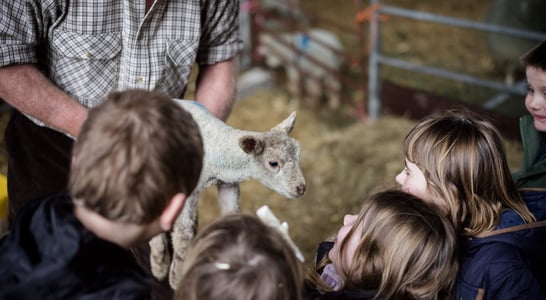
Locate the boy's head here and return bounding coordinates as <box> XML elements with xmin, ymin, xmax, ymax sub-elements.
<box><xmin>175</xmin><ymin>213</ymin><xmax>303</xmax><ymax>300</ymax></box>
<box><xmin>521</xmin><ymin>40</ymin><xmax>546</xmax><ymax>71</ymax></box>
<box><xmin>69</xmin><ymin>89</ymin><xmax>203</xmax><ymax>225</ymax></box>
<box><xmin>521</xmin><ymin>40</ymin><xmax>546</xmax><ymax>132</ymax></box>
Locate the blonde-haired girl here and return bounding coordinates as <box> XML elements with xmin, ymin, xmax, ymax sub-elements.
<box><xmin>396</xmin><ymin>109</ymin><xmax>546</xmax><ymax>299</ymax></box>
<box><xmin>305</xmin><ymin>189</ymin><xmax>457</xmax><ymax>300</ymax></box>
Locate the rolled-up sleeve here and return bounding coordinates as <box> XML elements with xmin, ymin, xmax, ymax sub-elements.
<box><xmin>197</xmin><ymin>0</ymin><xmax>243</xmax><ymax>65</ymax></box>
<box><xmin>0</xmin><ymin>0</ymin><xmax>57</xmax><ymax>67</ymax></box>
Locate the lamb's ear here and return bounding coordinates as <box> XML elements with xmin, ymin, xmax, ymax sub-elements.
<box><xmin>239</xmin><ymin>135</ymin><xmax>265</xmax><ymax>155</ymax></box>
<box><xmin>272</xmin><ymin>112</ymin><xmax>296</xmax><ymax>134</ymax></box>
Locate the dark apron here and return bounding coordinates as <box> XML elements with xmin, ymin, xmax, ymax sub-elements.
<box><xmin>5</xmin><ymin>110</ymin><xmax>72</xmax><ymax>226</ymax></box>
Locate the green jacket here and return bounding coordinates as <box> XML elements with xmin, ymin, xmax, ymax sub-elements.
<box><xmin>513</xmin><ymin>115</ymin><xmax>546</xmax><ymax>189</ymax></box>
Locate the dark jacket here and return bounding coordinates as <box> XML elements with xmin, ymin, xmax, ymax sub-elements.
<box><xmin>303</xmin><ymin>242</ymin><xmax>379</xmax><ymax>300</ymax></box>
<box><xmin>514</xmin><ymin>114</ymin><xmax>546</xmax><ymax>221</ymax></box>
<box><xmin>0</xmin><ymin>193</ymin><xmax>152</xmax><ymax>300</ymax></box>
<box><xmin>304</xmin><ymin>286</ymin><xmax>378</xmax><ymax>300</ymax></box>
<box><xmin>455</xmin><ymin>220</ymin><xmax>546</xmax><ymax>300</ymax></box>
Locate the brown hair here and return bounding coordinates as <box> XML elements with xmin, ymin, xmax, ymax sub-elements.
<box><xmin>69</xmin><ymin>89</ymin><xmax>203</xmax><ymax>224</ymax></box>
<box><xmin>308</xmin><ymin>190</ymin><xmax>457</xmax><ymax>300</ymax></box>
<box><xmin>175</xmin><ymin>213</ymin><xmax>303</xmax><ymax>300</ymax></box>
<box><xmin>520</xmin><ymin>40</ymin><xmax>546</xmax><ymax>70</ymax></box>
<box><xmin>403</xmin><ymin>109</ymin><xmax>535</xmax><ymax>235</ymax></box>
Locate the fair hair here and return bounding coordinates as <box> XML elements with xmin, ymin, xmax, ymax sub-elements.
<box><xmin>175</xmin><ymin>213</ymin><xmax>303</xmax><ymax>300</ymax></box>
<box><xmin>403</xmin><ymin>109</ymin><xmax>535</xmax><ymax>235</ymax></box>
<box><xmin>69</xmin><ymin>89</ymin><xmax>203</xmax><ymax>224</ymax></box>
<box><xmin>308</xmin><ymin>190</ymin><xmax>457</xmax><ymax>300</ymax></box>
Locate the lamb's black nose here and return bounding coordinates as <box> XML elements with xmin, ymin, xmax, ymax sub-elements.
<box><xmin>296</xmin><ymin>183</ymin><xmax>306</xmax><ymax>196</ymax></box>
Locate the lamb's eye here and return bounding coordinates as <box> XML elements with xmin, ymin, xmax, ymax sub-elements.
<box><xmin>269</xmin><ymin>161</ymin><xmax>279</xmax><ymax>168</ymax></box>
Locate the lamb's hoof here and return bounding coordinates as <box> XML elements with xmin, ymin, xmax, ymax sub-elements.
<box><xmin>168</xmin><ymin>255</ymin><xmax>182</xmax><ymax>290</ymax></box>
<box><xmin>149</xmin><ymin>235</ymin><xmax>171</xmax><ymax>280</ymax></box>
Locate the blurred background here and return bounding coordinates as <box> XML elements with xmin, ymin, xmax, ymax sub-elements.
<box><xmin>2</xmin><ymin>0</ymin><xmax>546</xmax><ymax>262</ymax></box>
<box><xmin>199</xmin><ymin>0</ymin><xmax>546</xmax><ymax>264</ymax></box>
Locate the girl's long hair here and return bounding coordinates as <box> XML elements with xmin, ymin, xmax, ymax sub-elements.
<box><xmin>307</xmin><ymin>190</ymin><xmax>458</xmax><ymax>300</ymax></box>
<box><xmin>403</xmin><ymin>109</ymin><xmax>534</xmax><ymax>235</ymax></box>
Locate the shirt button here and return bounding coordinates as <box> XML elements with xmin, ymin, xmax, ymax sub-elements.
<box><xmin>83</xmin><ymin>51</ymin><xmax>93</xmax><ymax>59</ymax></box>
<box><xmin>136</xmin><ymin>77</ymin><xmax>144</xmax><ymax>83</ymax></box>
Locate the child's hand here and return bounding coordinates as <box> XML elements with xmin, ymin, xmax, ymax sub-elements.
<box><xmin>256</xmin><ymin>205</ymin><xmax>305</xmax><ymax>262</ymax></box>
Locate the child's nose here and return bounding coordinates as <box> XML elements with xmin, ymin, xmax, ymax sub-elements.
<box><xmin>395</xmin><ymin>172</ymin><xmax>404</xmax><ymax>185</ymax></box>
<box><xmin>343</xmin><ymin>214</ymin><xmax>357</xmax><ymax>226</ymax></box>
<box><xmin>529</xmin><ymin>93</ymin><xmax>544</xmax><ymax>110</ymax></box>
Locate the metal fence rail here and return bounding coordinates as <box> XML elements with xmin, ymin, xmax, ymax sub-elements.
<box><xmin>367</xmin><ymin>0</ymin><xmax>546</xmax><ymax>119</ymax></box>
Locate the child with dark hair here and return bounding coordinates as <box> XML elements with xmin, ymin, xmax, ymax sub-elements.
<box><xmin>516</xmin><ymin>40</ymin><xmax>546</xmax><ymax>221</ymax></box>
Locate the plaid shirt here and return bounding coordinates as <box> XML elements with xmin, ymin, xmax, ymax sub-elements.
<box><xmin>0</xmin><ymin>0</ymin><xmax>242</xmax><ymax>126</ymax></box>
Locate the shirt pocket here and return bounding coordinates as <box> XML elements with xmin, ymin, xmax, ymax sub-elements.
<box><xmin>166</xmin><ymin>39</ymin><xmax>199</xmax><ymax>66</ymax></box>
<box><xmin>50</xmin><ymin>31</ymin><xmax>121</xmax><ymax>107</ymax></box>
<box><xmin>157</xmin><ymin>39</ymin><xmax>199</xmax><ymax>98</ymax></box>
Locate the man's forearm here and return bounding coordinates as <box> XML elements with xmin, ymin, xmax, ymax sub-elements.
<box><xmin>195</xmin><ymin>56</ymin><xmax>239</xmax><ymax>121</ymax></box>
<box><xmin>0</xmin><ymin>64</ymin><xmax>88</xmax><ymax>137</ymax></box>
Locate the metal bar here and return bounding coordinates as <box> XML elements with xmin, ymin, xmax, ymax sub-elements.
<box><xmin>366</xmin><ymin>2</ymin><xmax>543</xmax><ymax>118</ymax></box>
<box><xmin>368</xmin><ymin>0</ymin><xmax>381</xmax><ymax>119</ymax></box>
<box><xmin>482</xmin><ymin>80</ymin><xmax>527</xmax><ymax>109</ymax></box>
<box><xmin>377</xmin><ymin>54</ymin><xmax>528</xmax><ymax>95</ymax></box>
<box><xmin>379</xmin><ymin>5</ymin><xmax>546</xmax><ymax>41</ymax></box>
<box><xmin>355</xmin><ymin>0</ymin><xmax>367</xmax><ymax>116</ymax></box>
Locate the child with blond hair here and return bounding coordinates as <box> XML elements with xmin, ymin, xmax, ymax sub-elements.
<box><xmin>304</xmin><ymin>189</ymin><xmax>457</xmax><ymax>300</ymax></box>
<box><xmin>396</xmin><ymin>109</ymin><xmax>546</xmax><ymax>299</ymax></box>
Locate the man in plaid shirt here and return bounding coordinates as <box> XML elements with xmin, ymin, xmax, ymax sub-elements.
<box><xmin>0</xmin><ymin>0</ymin><xmax>242</xmax><ymax>223</ymax></box>
<box><xmin>0</xmin><ymin>1</ymin><xmax>242</xmax><ymax>298</ymax></box>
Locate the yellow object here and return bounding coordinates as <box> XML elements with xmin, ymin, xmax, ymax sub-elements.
<box><xmin>0</xmin><ymin>174</ymin><xmax>7</xmax><ymax>219</ymax></box>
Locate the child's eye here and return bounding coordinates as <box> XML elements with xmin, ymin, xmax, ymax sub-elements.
<box><xmin>527</xmin><ymin>86</ymin><xmax>535</xmax><ymax>94</ymax></box>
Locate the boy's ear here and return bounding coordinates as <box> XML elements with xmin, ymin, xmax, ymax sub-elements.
<box><xmin>158</xmin><ymin>193</ymin><xmax>186</xmax><ymax>231</ymax></box>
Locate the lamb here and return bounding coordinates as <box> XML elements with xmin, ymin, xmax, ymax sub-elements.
<box><xmin>149</xmin><ymin>99</ymin><xmax>306</xmax><ymax>289</ymax></box>
<box><xmin>258</xmin><ymin>29</ymin><xmax>344</xmax><ymax>108</ymax></box>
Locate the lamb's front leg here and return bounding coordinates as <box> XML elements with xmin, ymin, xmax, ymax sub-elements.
<box><xmin>217</xmin><ymin>182</ymin><xmax>241</xmax><ymax>214</ymax></box>
<box><xmin>169</xmin><ymin>192</ymin><xmax>199</xmax><ymax>289</ymax></box>
<box><xmin>149</xmin><ymin>232</ymin><xmax>171</xmax><ymax>280</ymax></box>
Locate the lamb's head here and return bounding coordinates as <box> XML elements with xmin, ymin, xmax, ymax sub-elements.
<box><xmin>238</xmin><ymin>112</ymin><xmax>306</xmax><ymax>199</ymax></box>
